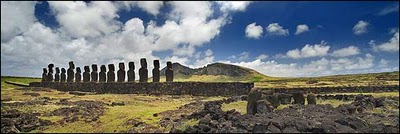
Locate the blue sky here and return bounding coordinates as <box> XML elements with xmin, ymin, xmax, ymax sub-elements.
<box><xmin>1</xmin><ymin>1</ymin><xmax>399</xmax><ymax>78</ymax></box>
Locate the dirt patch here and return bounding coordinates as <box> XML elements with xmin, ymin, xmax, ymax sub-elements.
<box><xmin>22</xmin><ymin>92</ymin><xmax>41</xmax><ymax>97</ymax></box>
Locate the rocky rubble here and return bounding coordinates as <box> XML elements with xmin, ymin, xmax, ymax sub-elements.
<box><xmin>173</xmin><ymin>94</ymin><xmax>399</xmax><ymax>133</ymax></box>
<box><xmin>49</xmin><ymin>100</ymin><xmax>106</xmax><ymax>124</ymax></box>
<box><xmin>1</xmin><ymin>109</ymin><xmax>52</xmax><ymax>133</ymax></box>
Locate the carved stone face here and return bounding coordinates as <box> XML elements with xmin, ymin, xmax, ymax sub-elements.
<box><xmin>56</xmin><ymin>67</ymin><xmax>60</xmax><ymax>73</ymax></box>
<box><xmin>76</xmin><ymin>67</ymin><xmax>81</xmax><ymax>73</ymax></box>
<box><xmin>100</xmin><ymin>65</ymin><xmax>106</xmax><ymax>72</ymax></box>
<box><xmin>92</xmin><ymin>64</ymin><xmax>98</xmax><ymax>71</ymax></box>
<box><xmin>69</xmin><ymin>61</ymin><xmax>75</xmax><ymax>69</ymax></box>
<box><xmin>48</xmin><ymin>64</ymin><xmax>54</xmax><ymax>69</ymax></box>
<box><xmin>61</xmin><ymin>68</ymin><xmax>66</xmax><ymax>73</ymax></box>
<box><xmin>153</xmin><ymin>60</ymin><xmax>160</xmax><ymax>68</ymax></box>
<box><xmin>140</xmin><ymin>58</ymin><xmax>147</xmax><ymax>68</ymax></box>
<box><xmin>108</xmin><ymin>64</ymin><xmax>115</xmax><ymax>71</ymax></box>
<box><xmin>84</xmin><ymin>66</ymin><xmax>90</xmax><ymax>72</ymax></box>
<box><xmin>119</xmin><ymin>63</ymin><xmax>125</xmax><ymax>70</ymax></box>
<box><xmin>129</xmin><ymin>62</ymin><xmax>134</xmax><ymax>69</ymax></box>
<box><xmin>167</xmin><ymin>62</ymin><xmax>172</xmax><ymax>69</ymax></box>
<box><xmin>43</xmin><ymin>68</ymin><xmax>47</xmax><ymax>73</ymax></box>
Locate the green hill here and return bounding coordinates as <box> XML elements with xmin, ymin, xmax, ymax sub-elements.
<box><xmin>160</xmin><ymin>62</ymin><xmax>277</xmax><ymax>82</ymax></box>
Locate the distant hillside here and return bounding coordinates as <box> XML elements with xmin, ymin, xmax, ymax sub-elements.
<box><xmin>160</xmin><ymin>62</ymin><xmax>276</xmax><ymax>82</ymax></box>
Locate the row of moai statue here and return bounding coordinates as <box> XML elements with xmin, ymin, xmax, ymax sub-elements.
<box><xmin>41</xmin><ymin>58</ymin><xmax>174</xmax><ymax>83</ymax></box>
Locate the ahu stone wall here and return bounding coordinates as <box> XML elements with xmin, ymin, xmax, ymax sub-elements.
<box><xmin>263</xmin><ymin>85</ymin><xmax>399</xmax><ymax>94</ymax></box>
<box><xmin>28</xmin><ymin>82</ymin><xmax>254</xmax><ymax>96</ymax></box>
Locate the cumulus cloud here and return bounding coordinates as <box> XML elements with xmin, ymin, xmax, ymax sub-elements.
<box><xmin>295</xmin><ymin>24</ymin><xmax>309</xmax><ymax>35</ymax></box>
<box><xmin>331</xmin><ymin>46</ymin><xmax>360</xmax><ymax>57</ymax></box>
<box><xmin>48</xmin><ymin>1</ymin><xmax>121</xmax><ymax>38</ymax></box>
<box><xmin>256</xmin><ymin>54</ymin><xmax>268</xmax><ymax>60</ymax></box>
<box><xmin>266</xmin><ymin>23</ymin><xmax>289</xmax><ymax>36</ymax></box>
<box><xmin>286</xmin><ymin>41</ymin><xmax>330</xmax><ymax>59</ymax></box>
<box><xmin>193</xmin><ymin>49</ymin><xmax>215</xmax><ymax>68</ymax></box>
<box><xmin>1</xmin><ymin>1</ymin><xmax>37</xmax><ymax>42</ymax></box>
<box><xmin>2</xmin><ymin>1</ymin><xmax>251</xmax><ymax>77</ymax></box>
<box><xmin>371</xmin><ymin>29</ymin><xmax>399</xmax><ymax>52</ymax></box>
<box><xmin>379</xmin><ymin>59</ymin><xmax>389</xmax><ymax>68</ymax></box>
<box><xmin>216</xmin><ymin>1</ymin><xmax>252</xmax><ymax>12</ymax></box>
<box><xmin>353</xmin><ymin>20</ymin><xmax>369</xmax><ymax>35</ymax></box>
<box><xmin>245</xmin><ymin>23</ymin><xmax>263</xmax><ymax>39</ymax></box>
<box><xmin>220</xmin><ymin>54</ymin><xmax>376</xmax><ymax>77</ymax></box>
<box><xmin>116</xmin><ymin>1</ymin><xmax>164</xmax><ymax>16</ymax></box>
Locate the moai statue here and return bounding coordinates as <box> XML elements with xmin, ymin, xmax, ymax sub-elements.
<box><xmin>42</xmin><ymin>68</ymin><xmax>47</xmax><ymax>82</ymax></box>
<box><xmin>67</xmin><ymin>61</ymin><xmax>75</xmax><ymax>82</ymax></box>
<box><xmin>99</xmin><ymin>65</ymin><xmax>106</xmax><ymax>82</ymax></box>
<box><xmin>91</xmin><ymin>64</ymin><xmax>98</xmax><ymax>82</ymax></box>
<box><xmin>55</xmin><ymin>67</ymin><xmax>60</xmax><ymax>82</ymax></box>
<box><xmin>75</xmin><ymin>67</ymin><xmax>81</xmax><ymax>82</ymax></box>
<box><xmin>107</xmin><ymin>64</ymin><xmax>115</xmax><ymax>82</ymax></box>
<box><xmin>166</xmin><ymin>61</ymin><xmax>173</xmax><ymax>82</ymax></box>
<box><xmin>127</xmin><ymin>62</ymin><xmax>135</xmax><ymax>82</ymax></box>
<box><xmin>152</xmin><ymin>60</ymin><xmax>160</xmax><ymax>82</ymax></box>
<box><xmin>61</xmin><ymin>68</ymin><xmax>66</xmax><ymax>82</ymax></box>
<box><xmin>83</xmin><ymin>66</ymin><xmax>90</xmax><ymax>82</ymax></box>
<box><xmin>139</xmin><ymin>58</ymin><xmax>148</xmax><ymax>83</ymax></box>
<box><xmin>47</xmin><ymin>64</ymin><xmax>54</xmax><ymax>82</ymax></box>
<box><xmin>117</xmin><ymin>62</ymin><xmax>125</xmax><ymax>82</ymax></box>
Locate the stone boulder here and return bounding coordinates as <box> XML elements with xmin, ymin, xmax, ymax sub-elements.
<box><xmin>307</xmin><ymin>94</ymin><xmax>317</xmax><ymax>105</ymax></box>
<box><xmin>247</xmin><ymin>89</ymin><xmax>262</xmax><ymax>115</ymax></box>
<box><xmin>292</xmin><ymin>92</ymin><xmax>305</xmax><ymax>105</ymax></box>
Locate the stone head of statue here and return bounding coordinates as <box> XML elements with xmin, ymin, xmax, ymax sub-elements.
<box><xmin>92</xmin><ymin>64</ymin><xmax>98</xmax><ymax>71</ymax></box>
<box><xmin>119</xmin><ymin>62</ymin><xmax>125</xmax><ymax>70</ymax></box>
<box><xmin>153</xmin><ymin>60</ymin><xmax>160</xmax><ymax>69</ymax></box>
<box><xmin>61</xmin><ymin>68</ymin><xmax>66</xmax><ymax>73</ymax></box>
<box><xmin>100</xmin><ymin>65</ymin><xmax>106</xmax><ymax>72</ymax></box>
<box><xmin>43</xmin><ymin>68</ymin><xmax>47</xmax><ymax>74</ymax></box>
<box><xmin>76</xmin><ymin>67</ymin><xmax>81</xmax><ymax>73</ymax></box>
<box><xmin>56</xmin><ymin>67</ymin><xmax>60</xmax><ymax>73</ymax></box>
<box><xmin>129</xmin><ymin>62</ymin><xmax>134</xmax><ymax>70</ymax></box>
<box><xmin>84</xmin><ymin>66</ymin><xmax>90</xmax><ymax>72</ymax></box>
<box><xmin>108</xmin><ymin>64</ymin><xmax>115</xmax><ymax>71</ymax></box>
<box><xmin>167</xmin><ymin>61</ymin><xmax>172</xmax><ymax>69</ymax></box>
<box><xmin>140</xmin><ymin>58</ymin><xmax>147</xmax><ymax>68</ymax></box>
<box><xmin>69</xmin><ymin>61</ymin><xmax>75</xmax><ymax>69</ymax></box>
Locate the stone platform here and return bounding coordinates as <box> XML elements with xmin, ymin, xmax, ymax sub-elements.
<box><xmin>29</xmin><ymin>82</ymin><xmax>254</xmax><ymax>96</ymax></box>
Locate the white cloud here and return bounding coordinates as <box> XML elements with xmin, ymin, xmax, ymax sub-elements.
<box><xmin>295</xmin><ymin>24</ymin><xmax>309</xmax><ymax>35</ymax></box>
<box><xmin>353</xmin><ymin>20</ymin><xmax>369</xmax><ymax>35</ymax></box>
<box><xmin>286</xmin><ymin>41</ymin><xmax>330</xmax><ymax>59</ymax></box>
<box><xmin>238</xmin><ymin>52</ymin><xmax>249</xmax><ymax>61</ymax></box>
<box><xmin>266</xmin><ymin>23</ymin><xmax>289</xmax><ymax>36</ymax></box>
<box><xmin>193</xmin><ymin>49</ymin><xmax>214</xmax><ymax>68</ymax></box>
<box><xmin>205</xmin><ymin>49</ymin><xmax>213</xmax><ymax>57</ymax></box>
<box><xmin>216</xmin><ymin>1</ymin><xmax>252</xmax><ymax>12</ymax></box>
<box><xmin>377</xmin><ymin>3</ymin><xmax>399</xmax><ymax>16</ymax></box>
<box><xmin>371</xmin><ymin>30</ymin><xmax>399</xmax><ymax>52</ymax></box>
<box><xmin>116</xmin><ymin>1</ymin><xmax>164</xmax><ymax>16</ymax></box>
<box><xmin>245</xmin><ymin>23</ymin><xmax>263</xmax><ymax>39</ymax></box>
<box><xmin>379</xmin><ymin>59</ymin><xmax>389</xmax><ymax>68</ymax></box>
<box><xmin>1</xmin><ymin>1</ymin><xmax>242</xmax><ymax>77</ymax></box>
<box><xmin>48</xmin><ymin>1</ymin><xmax>121</xmax><ymax>38</ymax></box>
<box><xmin>256</xmin><ymin>54</ymin><xmax>268</xmax><ymax>60</ymax></box>
<box><xmin>219</xmin><ymin>54</ymin><xmax>376</xmax><ymax>77</ymax></box>
<box><xmin>1</xmin><ymin>1</ymin><xmax>37</xmax><ymax>42</ymax></box>
<box><xmin>229</xmin><ymin>52</ymin><xmax>250</xmax><ymax>61</ymax></box>
<box><xmin>331</xmin><ymin>46</ymin><xmax>360</xmax><ymax>57</ymax></box>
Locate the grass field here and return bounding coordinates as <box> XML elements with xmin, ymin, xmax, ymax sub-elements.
<box><xmin>1</xmin><ymin>72</ymin><xmax>399</xmax><ymax>132</ymax></box>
